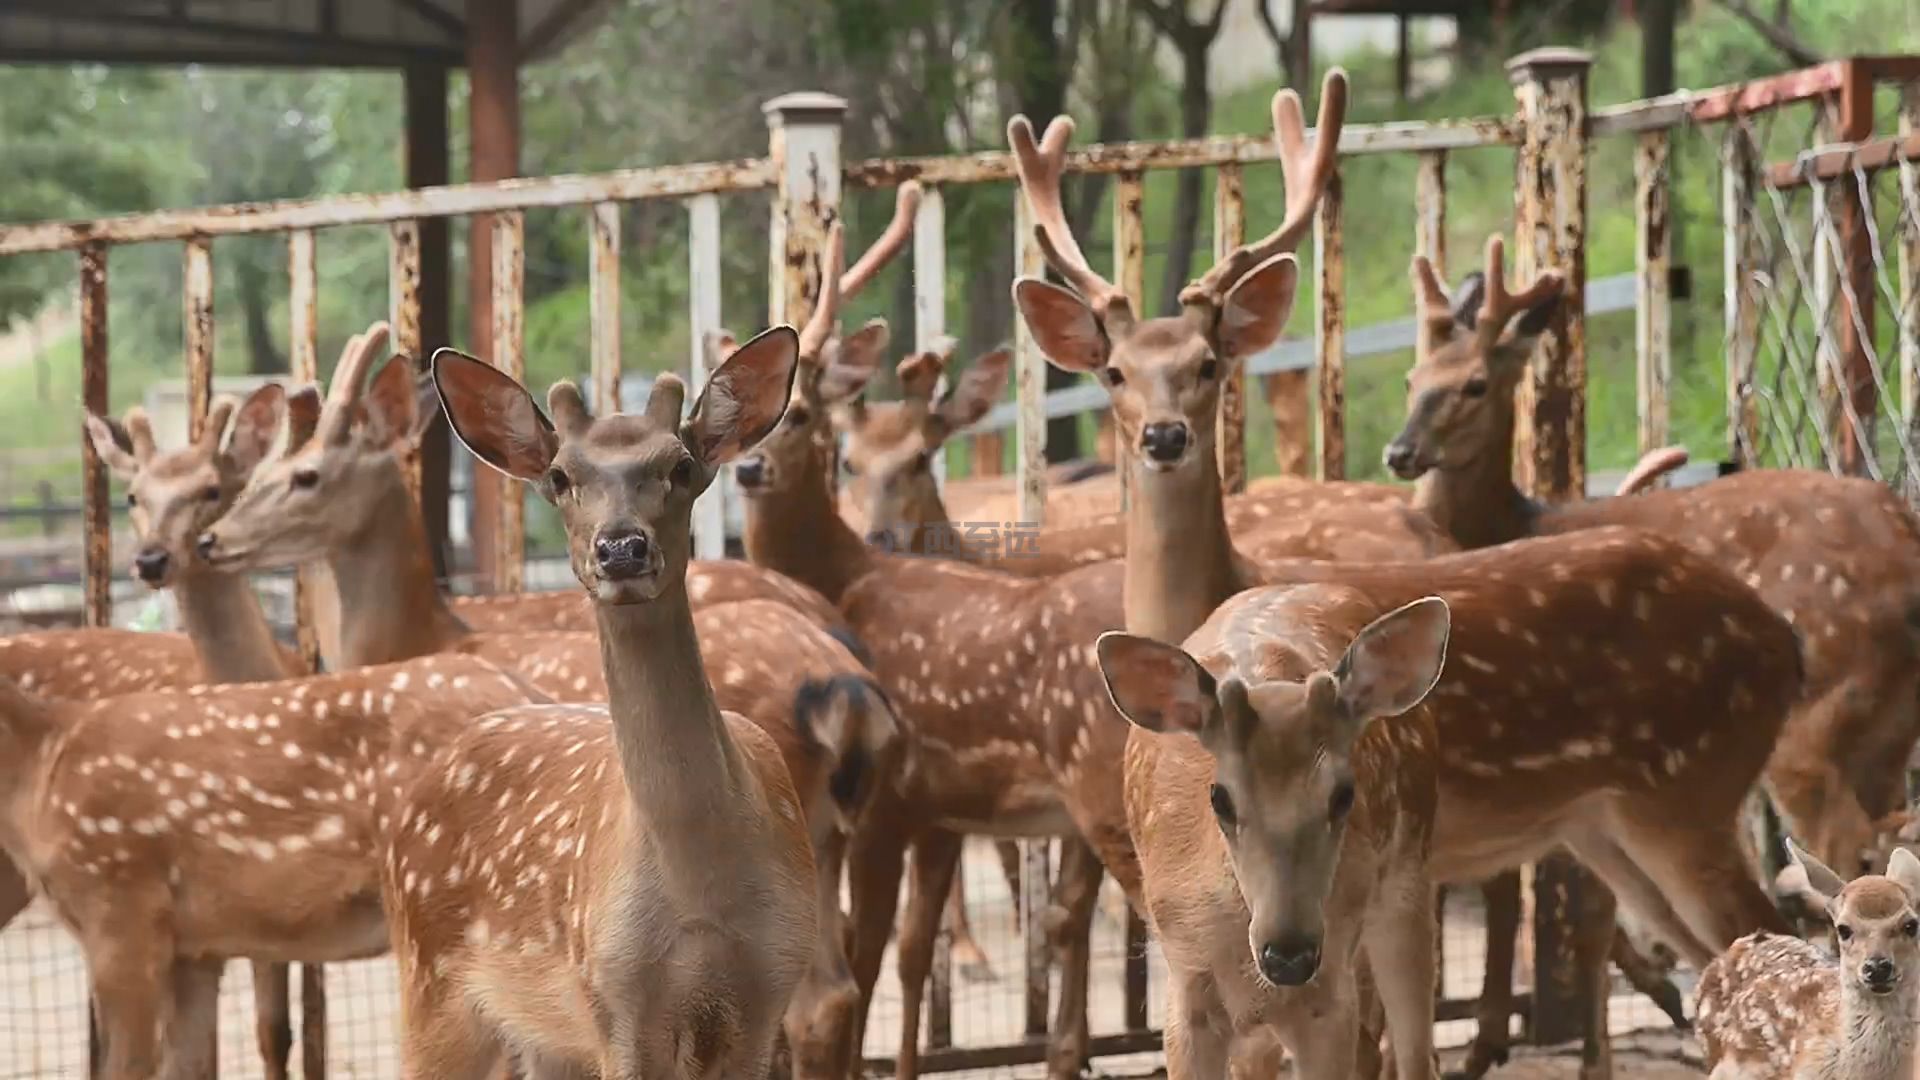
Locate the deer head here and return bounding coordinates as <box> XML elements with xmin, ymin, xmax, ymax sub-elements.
<box><xmin>838</xmin><ymin>340</ymin><xmax>1011</xmax><ymax>548</ymax></box>
<box><xmin>1010</xmin><ymin>71</ymin><xmax>1345</xmax><ymax>475</ymax></box>
<box><xmin>197</xmin><ymin>324</ymin><xmax>436</xmax><ymax>571</ymax></box>
<box><xmin>84</xmin><ymin>384</ymin><xmax>305</xmax><ymax>589</ymax></box>
<box><xmin>1382</xmin><ymin>234</ymin><xmax>1566</xmax><ymax>481</ymax></box>
<box><xmin>434</xmin><ymin>327</ymin><xmax>799</xmax><ymax>603</ymax></box>
<box><xmin>733</xmin><ymin>184</ymin><xmax>921</xmax><ymax>501</ymax></box>
<box><xmin>1094</xmin><ymin>593</ymin><xmax>1449</xmax><ymax>988</ymax></box>
<box><xmin>1786</xmin><ymin>838</ymin><xmax>1920</xmax><ymax>999</ymax></box>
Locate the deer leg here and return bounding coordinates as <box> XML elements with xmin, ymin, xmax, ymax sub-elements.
<box><xmin>251</xmin><ymin>961</ymin><xmax>293</xmax><ymax>1080</ymax></box>
<box><xmin>844</xmin><ymin>814</ymin><xmax>910</xmax><ymax>1065</ymax></box>
<box><xmin>1364</xmin><ymin>870</ymin><xmax>1438</xmax><ymax>1080</ymax></box>
<box><xmin>1608</xmin><ymin>928</ymin><xmax>1688</xmax><ymax>1030</ymax></box>
<box><xmin>1045</xmin><ymin>837</ymin><xmax>1103</xmax><ymax>1080</ymax></box>
<box><xmin>161</xmin><ymin>958</ymin><xmax>224</xmax><ymax>1080</ymax></box>
<box><xmin>1163</xmin><ymin>972</ymin><xmax>1230</xmax><ymax>1080</ymax></box>
<box><xmin>996</xmin><ymin>839</ymin><xmax>1023</xmax><ymax>917</ymax></box>
<box><xmin>89</xmin><ymin>931</ymin><xmax>171</xmax><ymax>1080</ymax></box>
<box><xmin>0</xmin><ymin>857</ymin><xmax>30</xmax><ymax>930</ymax></box>
<box><xmin>1611</xmin><ymin>815</ymin><xmax>1789</xmax><ymax>961</ymax></box>
<box><xmin>943</xmin><ymin>867</ymin><xmax>994</xmax><ymax>982</ymax></box>
<box><xmin>1571</xmin><ymin>879</ymin><xmax>1617</xmax><ymax>1080</ymax></box>
<box><xmin>894</xmin><ymin>829</ymin><xmax>963</xmax><ymax>1080</ymax></box>
<box><xmin>1455</xmin><ymin>871</ymin><xmax>1519</xmax><ymax>1080</ymax></box>
<box><xmin>1274</xmin><ymin>987</ymin><xmax>1360</xmax><ymax>1080</ymax></box>
<box><xmin>395</xmin><ymin>991</ymin><xmax>503</xmax><ymax>1080</ymax></box>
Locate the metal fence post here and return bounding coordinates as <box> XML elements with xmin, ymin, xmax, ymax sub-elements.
<box><xmin>1723</xmin><ymin>125</ymin><xmax>1761</xmax><ymax>466</ymax></box>
<box><xmin>1901</xmin><ymin>79</ymin><xmax>1920</xmax><ymax>502</ymax></box>
<box><xmin>1636</xmin><ymin>130</ymin><xmax>1674</xmax><ymax>465</ymax></box>
<box><xmin>489</xmin><ymin>210</ymin><xmax>526</xmax><ymax>593</ymax></box>
<box><xmin>687</xmin><ymin>195</ymin><xmax>727</xmax><ymax>562</ymax></box>
<box><xmin>79</xmin><ymin>245</ymin><xmax>111</xmax><ymax>630</ymax></box>
<box><xmin>1215</xmin><ymin>164</ymin><xmax>1248</xmax><ymax>493</ymax></box>
<box><xmin>183</xmin><ymin>238</ymin><xmax>214</xmax><ymax>442</ymax></box>
<box><xmin>1509</xmin><ymin>45</ymin><xmax>1597</xmax><ymax>1052</ymax></box>
<box><xmin>1314</xmin><ymin>165</ymin><xmax>1346</xmax><ymax>481</ymax></box>
<box><xmin>1833</xmin><ymin>59</ymin><xmax>1878</xmax><ymax>476</ymax></box>
<box><xmin>1113</xmin><ymin>171</ymin><xmax>1146</xmax><ymax>509</ymax></box>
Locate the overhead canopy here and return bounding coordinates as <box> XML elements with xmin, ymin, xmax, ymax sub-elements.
<box><xmin>0</xmin><ymin>0</ymin><xmax>613</xmax><ymax>68</ymax></box>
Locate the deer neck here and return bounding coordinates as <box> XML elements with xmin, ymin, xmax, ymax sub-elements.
<box><xmin>1410</xmin><ymin>410</ymin><xmax>1537</xmax><ymax>551</ymax></box>
<box><xmin>172</xmin><ymin>564</ymin><xmax>297</xmax><ymax>682</ymax></box>
<box><xmin>743</xmin><ymin>442</ymin><xmax>872</xmax><ymax>603</ymax></box>
<box><xmin>594</xmin><ymin>583</ymin><xmax>756</xmax><ymax>866</ymax></box>
<box><xmin>1821</xmin><ymin>980</ymin><xmax>1920</xmax><ymax>1080</ymax></box>
<box><xmin>325</xmin><ymin>464</ymin><xmax>468</xmax><ymax>668</ymax></box>
<box><xmin>1124</xmin><ymin>450</ymin><xmax>1256</xmax><ymax>644</ymax></box>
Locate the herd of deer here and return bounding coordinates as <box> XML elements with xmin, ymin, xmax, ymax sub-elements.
<box><xmin>4</xmin><ymin>66</ymin><xmax>1920</xmax><ymax>1080</ymax></box>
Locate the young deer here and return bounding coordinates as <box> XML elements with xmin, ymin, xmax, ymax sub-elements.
<box><xmin>82</xmin><ymin>384</ymin><xmax>316</xmax><ymax>1080</ymax></box>
<box><xmin>1099</xmin><ymin>592</ymin><xmax>1449</xmax><ymax>1080</ymax></box>
<box><xmin>1388</xmin><ymin>235</ymin><xmax>1920</xmax><ymax>880</ymax></box>
<box><xmin>1009</xmin><ymin>70</ymin><xmax>1792</xmax><ymax>1080</ymax></box>
<box><xmin>0</xmin><ymin>653</ymin><xmax>539</xmax><ymax>1080</ymax></box>
<box><xmin>198</xmin><ymin>326</ymin><xmax>898</xmax><ymax>1080</ymax></box>
<box><xmin>386</xmin><ymin>329</ymin><xmax>818</xmax><ymax>1078</ymax></box>
<box><xmin>1697</xmin><ymin>840</ymin><xmax>1920</xmax><ymax>1080</ymax></box>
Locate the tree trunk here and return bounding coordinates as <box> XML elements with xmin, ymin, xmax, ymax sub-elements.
<box><xmin>1640</xmin><ymin>0</ymin><xmax>1677</xmax><ymax>97</ymax></box>
<box><xmin>236</xmin><ymin>254</ymin><xmax>284</xmax><ymax>375</ymax></box>
<box><xmin>1157</xmin><ymin>40</ymin><xmax>1212</xmax><ymax>318</ymax></box>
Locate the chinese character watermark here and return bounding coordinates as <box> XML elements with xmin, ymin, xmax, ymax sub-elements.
<box><xmin>862</xmin><ymin>522</ymin><xmax>1044</xmax><ymax>559</ymax></box>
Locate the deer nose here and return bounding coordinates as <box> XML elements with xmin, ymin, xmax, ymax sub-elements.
<box><xmin>864</xmin><ymin>529</ymin><xmax>900</xmax><ymax>552</ymax></box>
<box><xmin>1863</xmin><ymin>956</ymin><xmax>1897</xmax><ymax>991</ymax></box>
<box><xmin>1257</xmin><ymin>936</ymin><xmax>1321</xmax><ymax>987</ymax></box>
<box><xmin>1383</xmin><ymin>439</ymin><xmax>1420</xmax><ymax>478</ymax></box>
<box><xmin>195</xmin><ymin>533</ymin><xmax>218</xmax><ymax>561</ymax></box>
<box><xmin>1140</xmin><ymin>422</ymin><xmax>1190</xmax><ymax>464</ymax></box>
<box><xmin>735</xmin><ymin>457</ymin><xmax>766</xmax><ymax>489</ymax></box>
<box><xmin>134</xmin><ymin>549</ymin><xmax>170</xmax><ymax>584</ymax></box>
<box><xmin>593</xmin><ymin>530</ymin><xmax>654</xmax><ymax>580</ymax></box>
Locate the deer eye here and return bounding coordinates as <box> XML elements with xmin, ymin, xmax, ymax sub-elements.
<box><xmin>841</xmin><ymin>458</ymin><xmax>859</xmax><ymax>477</ymax></box>
<box><xmin>1103</xmin><ymin>367</ymin><xmax>1125</xmax><ymax>387</ymax></box>
<box><xmin>292</xmin><ymin>469</ymin><xmax>320</xmax><ymax>491</ymax></box>
<box><xmin>671</xmin><ymin>458</ymin><xmax>694</xmax><ymax>488</ymax></box>
<box><xmin>1329</xmin><ymin>781</ymin><xmax>1355</xmax><ymax>821</ymax></box>
<box><xmin>912</xmin><ymin>451</ymin><xmax>931</xmax><ymax>474</ymax></box>
<box><xmin>786</xmin><ymin>406</ymin><xmax>812</xmax><ymax>427</ymax></box>
<box><xmin>201</xmin><ymin>485</ymin><xmax>221</xmax><ymax>503</ymax></box>
<box><xmin>1838</xmin><ymin>923</ymin><xmax>1855</xmax><ymax>941</ymax></box>
<box><xmin>1461</xmin><ymin>377</ymin><xmax>1489</xmax><ymax>399</ymax></box>
<box><xmin>1904</xmin><ymin>919</ymin><xmax>1918</xmax><ymax>938</ymax></box>
<box><xmin>545</xmin><ymin>468</ymin><xmax>571</xmax><ymax>497</ymax></box>
<box><xmin>126</xmin><ymin>492</ymin><xmax>138</xmax><ymax>508</ymax></box>
<box><xmin>1209</xmin><ymin>783</ymin><xmax>1235</xmax><ymax>826</ymax></box>
<box><xmin>1197</xmin><ymin>359</ymin><xmax>1219</xmax><ymax>381</ymax></box>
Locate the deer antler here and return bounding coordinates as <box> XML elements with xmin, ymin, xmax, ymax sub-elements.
<box><xmin>1182</xmin><ymin>68</ymin><xmax>1348</xmax><ymax>310</ymax></box>
<box><xmin>118</xmin><ymin>405</ymin><xmax>158</xmax><ymax>463</ymax></box>
<box><xmin>843</xmin><ymin>182</ymin><xmax>923</xmax><ymax>298</ymax></box>
<box><xmin>317</xmin><ymin>322</ymin><xmax>393</xmax><ymax>444</ymax></box>
<box><xmin>798</xmin><ymin>223</ymin><xmax>846</xmax><ymax>362</ymax></box>
<box><xmin>797</xmin><ymin>183</ymin><xmax>925</xmax><ymax>362</ymax></box>
<box><xmin>1472</xmin><ymin>235</ymin><xmax>1564</xmax><ymax>349</ymax></box>
<box><xmin>1409</xmin><ymin>254</ymin><xmax>1456</xmax><ymax>343</ymax></box>
<box><xmin>897</xmin><ymin>336</ymin><xmax>957</xmax><ymax>403</ymax></box>
<box><xmin>1008</xmin><ymin>114</ymin><xmax>1130</xmax><ymax>325</ymax></box>
<box><xmin>199</xmin><ymin>397</ymin><xmax>238</xmax><ymax>453</ymax></box>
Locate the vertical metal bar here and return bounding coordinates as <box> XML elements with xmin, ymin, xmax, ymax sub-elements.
<box><xmin>590</xmin><ymin>201</ymin><xmax>623</xmax><ymax>415</ymax></box>
<box><xmin>1901</xmin><ymin>81</ymin><xmax>1920</xmax><ymax>501</ymax></box>
<box><xmin>300</xmin><ymin>964</ymin><xmax>326</xmax><ymax>1080</ymax></box>
<box><xmin>1509</xmin><ymin>46</ymin><xmax>1594</xmax><ymax>1050</ymax></box>
<box><xmin>914</xmin><ymin>187</ymin><xmax>950</xmax><ymax>485</ymax></box>
<box><xmin>1023</xmin><ymin>840</ymin><xmax>1053</xmax><ymax>1037</ymax></box>
<box><xmin>1834</xmin><ymin>59</ymin><xmax>1878</xmax><ymax>475</ymax></box>
<box><xmin>1113</xmin><ymin>171</ymin><xmax>1146</xmax><ymax>509</ymax></box>
<box><xmin>183</xmin><ymin>237</ymin><xmax>215</xmax><ymax>442</ymax></box>
<box><xmin>1724</xmin><ymin>125</ymin><xmax>1761</xmax><ymax>466</ymax></box>
<box><xmin>1015</xmin><ymin>187</ymin><xmax>1049</xmax><ymax>527</ymax></box>
<box><xmin>1814</xmin><ymin>97</ymin><xmax>1842</xmax><ymax>464</ymax></box>
<box><xmin>390</xmin><ymin>219</ymin><xmax>424</xmax><ymax>503</ymax></box>
<box><xmin>80</xmin><ymin>244</ymin><xmax>109</xmax><ymax>629</ymax></box>
<box><xmin>687</xmin><ymin>194</ymin><xmax>726</xmax><ymax>562</ymax></box>
<box><xmin>1636</xmin><ymin>129</ymin><xmax>1674</xmax><ymax>464</ymax></box>
<box><xmin>1314</xmin><ymin>166</ymin><xmax>1346</xmax><ymax>481</ymax></box>
<box><xmin>764</xmin><ymin>93</ymin><xmax>848</xmax><ymax>329</ymax></box>
<box><xmin>490</xmin><ymin>210</ymin><xmax>526</xmax><ymax>593</ymax></box>
<box><xmin>1214</xmin><ymin>163</ymin><xmax>1248</xmax><ymax>493</ymax></box>
<box><xmin>289</xmin><ymin>229</ymin><xmax>323</xmax><ymax>673</ymax></box>
<box><xmin>1415</xmin><ymin>149</ymin><xmax>1449</xmax><ymax>359</ymax></box>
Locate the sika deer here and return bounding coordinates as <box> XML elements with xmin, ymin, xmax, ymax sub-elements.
<box><xmin>386</xmin><ymin>330</ymin><xmax>817</xmax><ymax>1079</ymax></box>
<box><xmin>82</xmin><ymin>384</ymin><xmax>316</xmax><ymax>1080</ymax></box>
<box><xmin>1389</xmin><ymin>236</ymin><xmax>1920</xmax><ymax>883</ymax></box>
<box><xmin>1697</xmin><ymin>840</ymin><xmax>1920</xmax><ymax>1080</ymax></box>
<box><xmin>198</xmin><ymin>326</ymin><xmax>899</xmax><ymax>1080</ymax></box>
<box><xmin>0</xmin><ymin>653</ymin><xmax>540</xmax><ymax>1080</ymax></box>
<box><xmin>1009</xmin><ymin>69</ymin><xmax>1792</xmax><ymax>1080</ymax></box>
<box><xmin>1100</xmin><ymin>592</ymin><xmax>1449</xmax><ymax>1080</ymax></box>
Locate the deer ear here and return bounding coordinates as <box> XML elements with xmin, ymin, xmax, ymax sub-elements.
<box><xmin>685</xmin><ymin>325</ymin><xmax>800</xmax><ymax>468</ymax></box>
<box><xmin>932</xmin><ymin>348</ymin><xmax>1012</xmax><ymax>441</ymax></box>
<box><xmin>1014</xmin><ymin>278</ymin><xmax>1106</xmax><ymax>373</ymax></box>
<box><xmin>226</xmin><ymin>383</ymin><xmax>287</xmax><ymax>475</ymax></box>
<box><xmin>1888</xmin><ymin>847</ymin><xmax>1920</xmax><ymax>899</ymax></box>
<box><xmin>1218</xmin><ymin>254</ymin><xmax>1299</xmax><ymax>360</ymax></box>
<box><xmin>820</xmin><ymin>319</ymin><xmax>889</xmax><ymax>404</ymax></box>
<box><xmin>1335</xmin><ymin>596</ymin><xmax>1450</xmax><ymax>723</ymax></box>
<box><xmin>1095</xmin><ymin>632</ymin><xmax>1219</xmax><ymax>739</ymax></box>
<box><xmin>433</xmin><ymin>348</ymin><xmax>559</xmax><ymax>483</ymax></box>
<box><xmin>1786</xmin><ymin>838</ymin><xmax>1848</xmax><ymax>909</ymax></box>
<box><xmin>286</xmin><ymin>384</ymin><xmax>322</xmax><ymax>450</ymax></box>
<box><xmin>1489</xmin><ymin>277</ymin><xmax>1566</xmax><ymax>372</ymax></box>
<box><xmin>83</xmin><ymin>414</ymin><xmax>140</xmax><ymax>478</ymax></box>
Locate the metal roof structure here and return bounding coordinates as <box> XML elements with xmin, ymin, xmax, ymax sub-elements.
<box><xmin>0</xmin><ymin>0</ymin><xmax>614</xmax><ymax>68</ymax></box>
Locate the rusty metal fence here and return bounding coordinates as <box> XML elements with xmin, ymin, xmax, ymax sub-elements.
<box><xmin>3</xmin><ymin>51</ymin><xmax>1920</xmax><ymax>1079</ymax></box>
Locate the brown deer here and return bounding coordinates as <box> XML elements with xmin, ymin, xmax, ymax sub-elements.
<box><xmin>1009</xmin><ymin>68</ymin><xmax>1798</xmax><ymax>1080</ymax></box>
<box><xmin>197</xmin><ymin>326</ymin><xmax>901</xmax><ymax>1080</ymax></box>
<box><xmin>1099</xmin><ymin>592</ymin><xmax>1449</xmax><ymax>1079</ymax></box>
<box><xmin>1697</xmin><ymin>840</ymin><xmax>1920</xmax><ymax>1080</ymax></box>
<box><xmin>382</xmin><ymin>329</ymin><xmax>818</xmax><ymax>1079</ymax></box>
<box><xmin>0</xmin><ymin>653</ymin><xmax>540</xmax><ymax>1080</ymax></box>
<box><xmin>1387</xmin><ymin>236</ymin><xmax>1920</xmax><ymax>887</ymax></box>
<box><xmin>80</xmin><ymin>384</ymin><xmax>316</xmax><ymax>1080</ymax></box>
